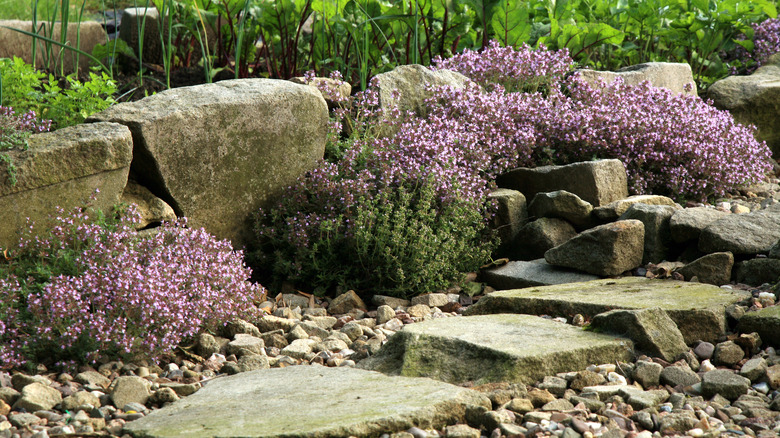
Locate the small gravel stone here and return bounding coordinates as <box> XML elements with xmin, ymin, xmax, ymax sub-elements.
<box><xmin>410</xmin><ymin>293</ymin><xmax>449</xmax><ymax>307</ymax></box>
<box><xmin>740</xmin><ymin>357</ymin><xmax>768</xmax><ymax>382</ymax></box>
<box><xmin>702</xmin><ymin>369</ymin><xmax>751</xmax><ymax>400</ymax></box>
<box><xmin>694</xmin><ymin>342</ymin><xmax>715</xmax><ymax>360</ymax></box>
<box><xmin>660</xmin><ymin>364</ymin><xmax>701</xmax><ymax>387</ymax></box>
<box><xmin>712</xmin><ymin>340</ymin><xmax>745</xmax><ymax>367</ymax></box>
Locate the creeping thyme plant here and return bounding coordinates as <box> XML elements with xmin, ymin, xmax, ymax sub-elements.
<box><xmin>0</xmin><ymin>106</ymin><xmax>51</xmax><ymax>185</ymax></box>
<box><xmin>255</xmin><ymin>41</ymin><xmax>772</xmax><ymax>300</ymax></box>
<box><xmin>0</xmin><ymin>203</ymin><xmax>264</xmax><ymax>370</ymax></box>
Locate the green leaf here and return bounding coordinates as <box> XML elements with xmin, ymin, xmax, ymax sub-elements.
<box><xmin>490</xmin><ymin>0</ymin><xmax>531</xmax><ymax>47</ymax></box>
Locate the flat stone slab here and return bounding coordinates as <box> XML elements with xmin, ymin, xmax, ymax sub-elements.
<box><xmin>737</xmin><ymin>306</ymin><xmax>780</xmax><ymax>348</ymax></box>
<box><xmin>464</xmin><ymin>277</ymin><xmax>750</xmax><ymax>343</ymax></box>
<box><xmin>482</xmin><ymin>259</ymin><xmax>601</xmax><ymax>290</ymax></box>
<box><xmin>358</xmin><ymin>314</ymin><xmax>633</xmax><ymax>385</ymax></box>
<box><xmin>123</xmin><ymin>367</ymin><xmax>490</xmax><ymax>438</ymax></box>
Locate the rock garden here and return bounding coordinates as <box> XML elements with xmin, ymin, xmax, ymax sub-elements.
<box><xmin>3</xmin><ymin>1</ymin><xmax>780</xmax><ymax>437</ymax></box>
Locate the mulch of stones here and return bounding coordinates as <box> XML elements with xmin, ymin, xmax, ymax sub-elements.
<box><xmin>3</xmin><ymin>179</ymin><xmax>780</xmax><ymax>438</ymax></box>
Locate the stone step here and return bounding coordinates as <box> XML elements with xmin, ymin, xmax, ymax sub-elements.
<box><xmin>123</xmin><ymin>367</ymin><xmax>490</xmax><ymax>438</ymax></box>
<box><xmin>358</xmin><ymin>314</ymin><xmax>634</xmax><ymax>385</ymax></box>
<box><xmin>481</xmin><ymin>259</ymin><xmax>600</xmax><ymax>289</ymax></box>
<box><xmin>464</xmin><ymin>277</ymin><xmax>750</xmax><ymax>343</ymax></box>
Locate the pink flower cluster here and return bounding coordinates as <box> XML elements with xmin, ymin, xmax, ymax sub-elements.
<box><xmin>753</xmin><ymin>18</ymin><xmax>780</xmax><ymax>67</ymax></box>
<box><xmin>0</xmin><ymin>106</ymin><xmax>52</xmax><ymax>135</ymax></box>
<box><xmin>1</xmin><ymin>206</ymin><xmax>264</xmax><ymax>369</ymax></box>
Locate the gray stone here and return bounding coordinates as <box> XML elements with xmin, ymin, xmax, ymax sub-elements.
<box><xmin>514</xmin><ymin>218</ymin><xmax>578</xmax><ymax>260</ymax></box>
<box><xmin>118</xmin><ymin>7</ymin><xmax>170</xmax><ymax>64</ymax></box>
<box><xmin>256</xmin><ymin>315</ymin><xmax>295</xmax><ymax>334</ymax></box>
<box><xmin>12</xmin><ymin>383</ymin><xmax>62</xmax><ymax>412</ymax></box>
<box><xmin>740</xmin><ymin>357</ymin><xmax>768</xmax><ymax>382</ymax></box>
<box><xmin>0</xmin><ymin>123</ymin><xmax>132</xmax><ymax>250</ymax></box>
<box><xmin>669</xmin><ymin>207</ymin><xmax>730</xmax><ymax>243</ymax></box>
<box><xmin>329</xmin><ymin>290</ymin><xmax>367</xmax><ymax>315</ymax></box>
<box><xmin>622</xmin><ymin>388</ymin><xmax>668</xmax><ymax>410</ymax></box>
<box><xmin>75</xmin><ymin>371</ymin><xmax>112</xmax><ymax>390</ymax></box>
<box><xmin>358</xmin><ymin>314</ymin><xmax>633</xmax><ymax>385</ymax></box>
<box><xmin>123</xmin><ymin>367</ymin><xmax>490</xmax><ymax>438</ymax></box>
<box><xmin>708</xmin><ymin>53</ymin><xmax>780</xmax><ymax>157</ymax></box>
<box><xmin>694</xmin><ymin>342</ymin><xmax>715</xmax><ymax>360</ymax></box>
<box><xmin>376</xmin><ymin>305</ymin><xmax>396</xmax><ymax>325</ymax></box>
<box><xmin>735</xmin><ymin>258</ymin><xmax>780</xmax><ymax>286</ymax></box>
<box><xmin>541</xmin><ymin>398</ymin><xmax>574</xmax><ymax>411</ymax></box>
<box><xmin>225</xmin><ymin>335</ymin><xmax>266</xmax><ymax>358</ymax></box>
<box><xmin>593</xmin><ymin>195</ymin><xmax>677</xmax><ymax>222</ymax></box>
<box><xmin>406</xmin><ymin>304</ymin><xmax>432</xmax><ymax>319</ymax></box>
<box><xmin>658</xmin><ymin>411</ymin><xmax>698</xmax><ymax>435</ymax></box>
<box><xmin>302</xmin><ymin>315</ymin><xmax>338</xmax><ymax>330</ymax></box>
<box><xmin>280</xmin><ymin>339</ymin><xmax>317</xmax><ymax>359</ymax></box>
<box><xmin>619</xmin><ymin>203</ymin><xmax>678</xmax><ymax>264</ymax></box>
<box><xmin>465</xmin><ymin>277</ymin><xmax>749</xmax><ymax>343</ymax></box>
<box><xmin>372</xmin><ymin>295</ymin><xmax>411</xmax><ymax>309</ymax></box>
<box><xmin>411</xmin><ymin>293</ymin><xmax>449</xmax><ymax>308</ymax></box>
<box><xmin>150</xmin><ymin>388</ymin><xmax>180</xmax><ymax>405</ymax></box>
<box><xmin>158</xmin><ymin>382</ymin><xmax>201</xmax><ymax>397</ymax></box>
<box><xmin>528</xmin><ymin>190</ymin><xmax>593</xmax><ymax>230</ymax></box>
<box><xmin>487</xmin><ymin>189</ymin><xmax>528</xmax><ymax>258</ymax></box>
<box><xmin>480</xmin><ymin>259</ymin><xmax>600</xmax><ymax>290</ymax></box>
<box><xmin>196</xmin><ymin>333</ymin><xmax>224</xmax><ymax>357</ymax></box>
<box><xmin>660</xmin><ymin>365</ymin><xmax>701</xmax><ymax>388</ymax></box>
<box><xmin>0</xmin><ymin>20</ymin><xmax>107</xmax><ymax>74</ymax></box>
<box><xmin>576</xmin><ymin>62</ymin><xmax>697</xmax><ymax>96</ymax></box>
<box><xmin>712</xmin><ymin>340</ymin><xmax>745</xmax><ymax>367</ymax></box>
<box><xmin>0</xmin><ymin>387</ymin><xmax>20</xmax><ymax>405</ymax></box>
<box><xmin>770</xmin><ymin>239</ymin><xmax>780</xmax><ymax>259</ymax></box>
<box><xmin>11</xmin><ymin>374</ymin><xmax>51</xmax><ymax>391</ymax></box>
<box><xmin>293</xmin><ymin>322</ymin><xmax>330</xmax><ymax>339</ymax></box>
<box><xmin>8</xmin><ymin>412</ymin><xmax>42</xmax><ymax>428</ymax></box>
<box><xmin>223</xmin><ymin>319</ymin><xmax>262</xmax><ymax>338</ymax></box>
<box><xmin>61</xmin><ymin>391</ymin><xmax>101</xmax><ymax>411</ymax></box>
<box><xmin>444</xmin><ymin>424</ymin><xmax>481</xmax><ymax>438</ymax></box>
<box><xmin>544</xmin><ymin>220</ymin><xmax>645</xmax><ymax>276</ymax></box>
<box><xmin>701</xmin><ymin>369</ymin><xmax>751</xmax><ymax>400</ymax></box>
<box><xmin>497</xmin><ymin>159</ymin><xmax>628</xmax><ymax>207</ymax></box>
<box><xmin>676</xmin><ymin>252</ymin><xmax>734</xmax><ymax>286</ymax></box>
<box><xmin>318</xmin><ymin>338</ymin><xmax>349</xmax><ymax>352</ymax></box>
<box><xmin>538</xmin><ymin>376</ymin><xmax>569</xmax><ymax>398</ymax></box>
<box><xmin>699</xmin><ymin>203</ymin><xmax>780</xmax><ymax>255</ymax></box>
<box><xmin>633</xmin><ymin>360</ymin><xmax>663</xmax><ymax>388</ymax></box>
<box><xmin>590</xmin><ymin>308</ymin><xmax>688</xmax><ymax>362</ymax></box>
<box><xmin>110</xmin><ymin>376</ymin><xmax>151</xmax><ymax>408</ymax></box>
<box><xmin>341</xmin><ymin>322</ymin><xmax>364</xmax><ymax>341</ymax></box>
<box><xmin>88</xmin><ymin>79</ymin><xmax>327</xmax><ymax>247</ymax></box>
<box><xmin>737</xmin><ymin>306</ymin><xmax>780</xmax><ymax>348</ymax></box>
<box><xmin>374</xmin><ymin>64</ymin><xmax>472</xmax><ymax>121</ymax></box>
<box><xmin>121</xmin><ymin>181</ymin><xmax>176</xmax><ymax>229</ymax></box>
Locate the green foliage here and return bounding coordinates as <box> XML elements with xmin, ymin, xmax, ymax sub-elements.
<box><xmin>491</xmin><ymin>0</ymin><xmax>531</xmax><ymax>48</ymax></box>
<box><xmin>0</xmin><ymin>57</ymin><xmax>116</xmax><ymax>129</ymax></box>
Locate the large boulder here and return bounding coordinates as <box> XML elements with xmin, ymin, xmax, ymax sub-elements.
<box><xmin>669</xmin><ymin>207</ymin><xmax>730</xmax><ymax>244</ymax></box>
<box><xmin>576</xmin><ymin>62</ymin><xmax>697</xmax><ymax>96</ymax></box>
<box><xmin>707</xmin><ymin>53</ymin><xmax>780</xmax><ymax>157</ymax></box>
<box><xmin>487</xmin><ymin>189</ymin><xmax>527</xmax><ymax>258</ymax></box>
<box><xmin>676</xmin><ymin>252</ymin><xmax>734</xmax><ymax>286</ymax></box>
<box><xmin>527</xmin><ymin>190</ymin><xmax>593</xmax><ymax>230</ymax></box>
<box><xmin>496</xmin><ymin>159</ymin><xmax>628</xmax><ymax>207</ymax></box>
<box><xmin>0</xmin><ymin>20</ymin><xmax>107</xmax><ymax>74</ymax></box>
<box><xmin>589</xmin><ymin>308</ymin><xmax>688</xmax><ymax>362</ymax></box>
<box><xmin>544</xmin><ymin>220</ymin><xmax>645</xmax><ymax>276</ymax></box>
<box><xmin>121</xmin><ymin>180</ymin><xmax>176</xmax><ymax>229</ymax></box>
<box><xmin>373</xmin><ymin>64</ymin><xmax>472</xmax><ymax>119</ymax></box>
<box><xmin>619</xmin><ymin>203</ymin><xmax>679</xmax><ymax>264</ymax></box>
<box><xmin>698</xmin><ymin>203</ymin><xmax>780</xmax><ymax>255</ymax></box>
<box><xmin>0</xmin><ymin>123</ymin><xmax>132</xmax><ymax>250</ymax></box>
<box><xmin>513</xmin><ymin>217</ymin><xmax>577</xmax><ymax>260</ymax></box>
<box><xmin>88</xmin><ymin>79</ymin><xmax>328</xmax><ymax>247</ymax></box>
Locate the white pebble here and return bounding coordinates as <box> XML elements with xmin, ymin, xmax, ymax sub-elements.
<box><xmin>700</xmin><ymin>359</ymin><xmax>716</xmax><ymax>372</ymax></box>
<box><xmin>687</xmin><ymin>428</ymin><xmax>704</xmax><ymax>437</ymax></box>
<box><xmin>607</xmin><ymin>372</ymin><xmax>627</xmax><ymax>384</ymax></box>
<box><xmin>753</xmin><ymin>382</ymin><xmax>770</xmax><ymax>394</ymax></box>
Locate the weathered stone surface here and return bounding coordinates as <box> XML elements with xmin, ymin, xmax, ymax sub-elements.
<box><xmin>619</xmin><ymin>203</ymin><xmax>678</xmax><ymax>264</ymax></box>
<box><xmin>576</xmin><ymin>62</ymin><xmax>697</xmax><ymax>96</ymax></box>
<box><xmin>61</xmin><ymin>391</ymin><xmax>101</xmax><ymax>411</ymax></box>
<box><xmin>735</xmin><ymin>258</ymin><xmax>780</xmax><ymax>286</ymax></box>
<box><xmin>701</xmin><ymin>370</ymin><xmax>750</xmax><ymax>400</ymax></box>
<box><xmin>118</xmin><ymin>8</ymin><xmax>170</xmax><ymax>64</ymax></box>
<box><xmin>358</xmin><ymin>314</ymin><xmax>633</xmax><ymax>385</ymax></box>
<box><xmin>88</xmin><ymin>79</ymin><xmax>327</xmax><ymax>247</ymax></box>
<box><xmin>712</xmin><ymin>340</ymin><xmax>745</xmax><ymax>367</ymax></box>
<box><xmin>111</xmin><ymin>376</ymin><xmax>151</xmax><ymax>408</ymax></box>
<box><xmin>669</xmin><ymin>207</ymin><xmax>730</xmax><ymax>243</ymax></box>
<box><xmin>708</xmin><ymin>53</ymin><xmax>780</xmax><ymax>157</ymax></box>
<box><xmin>123</xmin><ymin>367</ymin><xmax>490</xmax><ymax>438</ymax></box>
<box><xmin>590</xmin><ymin>308</ymin><xmax>688</xmax><ymax>362</ymax></box>
<box><xmin>11</xmin><ymin>383</ymin><xmax>62</xmax><ymax>412</ymax></box>
<box><xmin>737</xmin><ymin>306</ymin><xmax>780</xmax><ymax>348</ymax></box>
<box><xmin>528</xmin><ymin>190</ymin><xmax>593</xmax><ymax>230</ymax></box>
<box><xmin>660</xmin><ymin>365</ymin><xmax>701</xmax><ymax>387</ymax></box>
<box><xmin>329</xmin><ymin>290</ymin><xmax>367</xmax><ymax>315</ymax></box>
<box><xmin>633</xmin><ymin>360</ymin><xmax>663</xmax><ymax>388</ymax></box>
<box><xmin>0</xmin><ymin>20</ymin><xmax>108</xmax><ymax>74</ymax></box>
<box><xmin>487</xmin><ymin>189</ymin><xmax>528</xmax><ymax>258</ymax></box>
<box><xmin>75</xmin><ymin>371</ymin><xmax>112</xmax><ymax>390</ymax></box>
<box><xmin>497</xmin><ymin>159</ymin><xmax>628</xmax><ymax>207</ymax></box>
<box><xmin>481</xmin><ymin>259</ymin><xmax>600</xmax><ymax>290</ymax></box>
<box><xmin>740</xmin><ymin>357</ymin><xmax>768</xmax><ymax>382</ymax></box>
<box><xmin>699</xmin><ymin>203</ymin><xmax>780</xmax><ymax>255</ymax></box>
<box><xmin>411</xmin><ymin>293</ymin><xmax>449</xmax><ymax>308</ymax></box>
<box><xmin>225</xmin><ymin>334</ymin><xmax>266</xmax><ymax>358</ymax></box>
<box><xmin>122</xmin><ymin>180</ymin><xmax>176</xmax><ymax>229</ymax></box>
<box><xmin>0</xmin><ymin>123</ymin><xmax>132</xmax><ymax>250</ymax></box>
<box><xmin>465</xmin><ymin>277</ymin><xmax>749</xmax><ymax>343</ymax></box>
<box><xmin>676</xmin><ymin>252</ymin><xmax>734</xmax><ymax>286</ymax></box>
<box><xmin>374</xmin><ymin>64</ymin><xmax>472</xmax><ymax>119</ymax></box>
<box><xmin>544</xmin><ymin>220</ymin><xmax>644</xmax><ymax>276</ymax></box>
<box><xmin>514</xmin><ymin>218</ymin><xmax>578</xmax><ymax>260</ymax></box>
<box><xmin>593</xmin><ymin>195</ymin><xmax>678</xmax><ymax>222</ymax></box>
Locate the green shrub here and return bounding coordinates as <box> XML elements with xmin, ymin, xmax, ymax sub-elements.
<box><xmin>0</xmin><ymin>57</ymin><xmax>116</xmax><ymax>129</ymax></box>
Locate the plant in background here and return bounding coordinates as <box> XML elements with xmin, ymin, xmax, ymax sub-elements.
<box><xmin>752</xmin><ymin>18</ymin><xmax>780</xmax><ymax>66</ymax></box>
<box><xmin>0</xmin><ymin>203</ymin><xmax>264</xmax><ymax>370</ymax></box>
